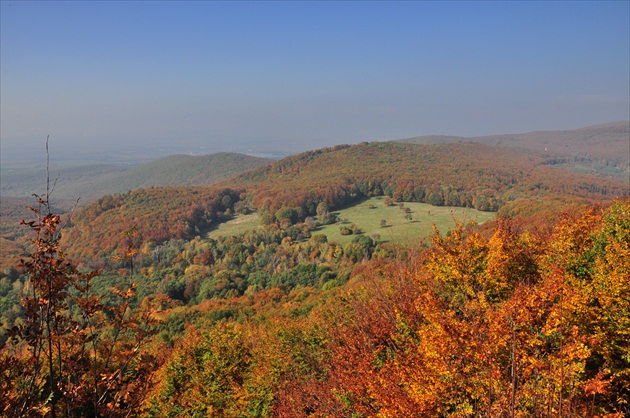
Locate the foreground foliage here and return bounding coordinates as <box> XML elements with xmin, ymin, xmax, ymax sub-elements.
<box><xmin>147</xmin><ymin>200</ymin><xmax>629</xmax><ymax>417</ymax></box>
<box><xmin>0</xmin><ymin>198</ymin><xmax>163</xmax><ymax>417</ymax></box>
<box><xmin>2</xmin><ymin>195</ymin><xmax>628</xmax><ymax>416</ymax></box>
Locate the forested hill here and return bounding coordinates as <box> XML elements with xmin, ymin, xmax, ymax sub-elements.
<box><xmin>19</xmin><ymin>140</ymin><xmax>622</xmax><ymax>266</ymax></box>
<box><xmin>222</xmin><ymin>141</ymin><xmax>627</xmax><ymax>216</ymax></box>
<box><xmin>67</xmin><ymin>153</ymin><xmax>272</xmax><ymax>201</ymax></box>
<box><xmin>0</xmin><ymin>153</ymin><xmax>271</xmax><ymax>266</ymax></box>
<box><xmin>0</xmin><ymin>152</ymin><xmax>271</xmax><ymax>203</ymax></box>
<box><xmin>398</xmin><ymin>121</ymin><xmax>630</xmax><ymax>175</ymax></box>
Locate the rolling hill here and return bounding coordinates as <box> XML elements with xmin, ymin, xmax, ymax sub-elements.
<box><xmin>0</xmin><ymin>163</ymin><xmax>130</xmax><ymax>199</ymax></box>
<box><xmin>0</xmin><ymin>152</ymin><xmax>272</xmax><ymax>204</ymax></box>
<box><xmin>223</xmin><ymin>141</ymin><xmax>626</xmax><ymax>216</ymax></box>
<box><xmin>4</xmin><ymin>122</ymin><xmax>627</xmax><ymax>270</ymax></box>
<box><xmin>0</xmin><ymin>152</ymin><xmax>272</xmax><ymax>266</ymax></box>
<box><xmin>55</xmin><ymin>139</ymin><xmax>627</xmax><ymax>266</ymax></box>
<box><xmin>397</xmin><ymin>121</ymin><xmax>630</xmax><ymax>179</ymax></box>
<box><xmin>62</xmin><ymin>153</ymin><xmax>271</xmax><ymax>203</ymax></box>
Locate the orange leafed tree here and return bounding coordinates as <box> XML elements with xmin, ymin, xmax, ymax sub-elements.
<box><xmin>270</xmin><ymin>200</ymin><xmax>629</xmax><ymax>417</ymax></box>
<box><xmin>0</xmin><ymin>196</ymin><xmax>162</xmax><ymax>417</ymax></box>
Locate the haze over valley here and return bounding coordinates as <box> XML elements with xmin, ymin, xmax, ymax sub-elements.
<box><xmin>2</xmin><ymin>2</ymin><xmax>628</xmax><ymax>167</ymax></box>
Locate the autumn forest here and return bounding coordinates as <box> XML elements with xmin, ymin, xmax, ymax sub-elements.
<box><xmin>0</xmin><ymin>122</ymin><xmax>629</xmax><ymax>417</ymax></box>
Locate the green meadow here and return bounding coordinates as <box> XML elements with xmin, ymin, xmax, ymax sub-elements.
<box><xmin>208</xmin><ymin>197</ymin><xmax>495</xmax><ymax>246</ymax></box>
<box><xmin>207</xmin><ymin>213</ymin><xmax>260</xmax><ymax>239</ymax></box>
<box><xmin>315</xmin><ymin>197</ymin><xmax>495</xmax><ymax>246</ymax></box>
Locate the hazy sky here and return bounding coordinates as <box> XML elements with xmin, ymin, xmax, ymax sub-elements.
<box><xmin>1</xmin><ymin>1</ymin><xmax>629</xmax><ymax>162</ymax></box>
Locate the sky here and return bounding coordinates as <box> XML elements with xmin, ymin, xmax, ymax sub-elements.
<box><xmin>1</xmin><ymin>1</ymin><xmax>629</xmax><ymax>163</ymax></box>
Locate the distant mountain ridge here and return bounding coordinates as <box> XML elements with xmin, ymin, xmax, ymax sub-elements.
<box><xmin>78</xmin><ymin>152</ymin><xmax>272</xmax><ymax>195</ymax></box>
<box><xmin>397</xmin><ymin>121</ymin><xmax>630</xmax><ymax>169</ymax></box>
<box><xmin>0</xmin><ymin>152</ymin><xmax>272</xmax><ymax>204</ymax></box>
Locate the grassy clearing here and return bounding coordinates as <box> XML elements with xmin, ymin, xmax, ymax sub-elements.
<box><xmin>207</xmin><ymin>213</ymin><xmax>260</xmax><ymax>239</ymax></box>
<box><xmin>208</xmin><ymin>197</ymin><xmax>495</xmax><ymax>245</ymax></box>
<box><xmin>316</xmin><ymin>197</ymin><xmax>495</xmax><ymax>246</ymax></box>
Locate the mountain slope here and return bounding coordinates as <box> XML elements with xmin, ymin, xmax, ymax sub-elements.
<box><xmin>223</xmin><ymin>141</ymin><xmax>626</xmax><ymax>216</ymax></box>
<box><xmin>0</xmin><ymin>153</ymin><xmax>271</xmax><ymax>266</ymax></box>
<box><xmin>398</xmin><ymin>121</ymin><xmax>630</xmax><ymax>174</ymax></box>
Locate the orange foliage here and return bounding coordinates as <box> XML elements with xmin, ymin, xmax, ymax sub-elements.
<box><xmin>272</xmin><ymin>200</ymin><xmax>629</xmax><ymax>416</ymax></box>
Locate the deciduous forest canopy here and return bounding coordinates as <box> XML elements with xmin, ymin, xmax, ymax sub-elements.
<box><xmin>1</xmin><ymin>1</ymin><xmax>629</xmax><ymax>415</ymax></box>
<box><xmin>1</xmin><ymin>121</ymin><xmax>629</xmax><ymax>416</ymax></box>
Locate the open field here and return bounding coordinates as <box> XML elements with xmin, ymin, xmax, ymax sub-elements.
<box><xmin>207</xmin><ymin>213</ymin><xmax>260</xmax><ymax>239</ymax></box>
<box><xmin>316</xmin><ymin>197</ymin><xmax>495</xmax><ymax>246</ymax></box>
<box><xmin>207</xmin><ymin>197</ymin><xmax>496</xmax><ymax>245</ymax></box>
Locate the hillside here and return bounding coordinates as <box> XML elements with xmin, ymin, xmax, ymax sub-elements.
<box><xmin>0</xmin><ymin>152</ymin><xmax>271</xmax><ymax>268</ymax></box>
<box><xmin>68</xmin><ymin>153</ymin><xmax>271</xmax><ymax>200</ymax></box>
<box><xmin>61</xmin><ymin>186</ymin><xmax>243</xmax><ymax>262</ymax></box>
<box><xmin>0</xmin><ymin>152</ymin><xmax>272</xmax><ymax>204</ymax></box>
<box><xmin>0</xmin><ymin>196</ymin><xmax>77</xmax><ymax>268</ymax></box>
<box><xmin>53</xmin><ymin>140</ymin><xmax>627</xmax><ymax>268</ymax></box>
<box><xmin>224</xmin><ymin>141</ymin><xmax>626</xmax><ymax>216</ymax></box>
<box><xmin>5</xmin><ymin>193</ymin><xmax>629</xmax><ymax>416</ymax></box>
<box><xmin>398</xmin><ymin>121</ymin><xmax>630</xmax><ymax>179</ymax></box>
